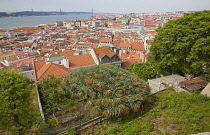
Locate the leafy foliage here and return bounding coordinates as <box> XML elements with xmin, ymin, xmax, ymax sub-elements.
<box><xmin>38</xmin><ymin>76</ymin><xmax>76</xmax><ymax>115</ymax></box>
<box><xmin>150</xmin><ymin>10</ymin><xmax>210</xmax><ymax>75</ymax></box>
<box><xmin>61</xmin><ymin>65</ymin><xmax>149</xmax><ymax>117</ymax></box>
<box><xmin>129</xmin><ymin>61</ymin><xmax>160</xmax><ymax>80</ymax></box>
<box><xmin>103</xmin><ymin>88</ymin><xmax>210</xmax><ymax>135</ymax></box>
<box><xmin>0</xmin><ymin>70</ymin><xmax>40</xmax><ymax>134</ymax></box>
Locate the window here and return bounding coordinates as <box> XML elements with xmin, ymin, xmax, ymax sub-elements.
<box><xmin>111</xmin><ymin>55</ymin><xmax>119</xmax><ymax>62</ymax></box>
<box><xmin>101</xmin><ymin>56</ymin><xmax>110</xmax><ymax>63</ymax></box>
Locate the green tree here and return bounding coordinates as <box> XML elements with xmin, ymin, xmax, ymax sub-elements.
<box><xmin>150</xmin><ymin>10</ymin><xmax>210</xmax><ymax>75</ymax></box>
<box><xmin>61</xmin><ymin>65</ymin><xmax>149</xmax><ymax>118</ymax></box>
<box><xmin>38</xmin><ymin>76</ymin><xmax>76</xmax><ymax>116</ymax></box>
<box><xmin>0</xmin><ymin>70</ymin><xmax>40</xmax><ymax>134</ymax></box>
<box><xmin>129</xmin><ymin>61</ymin><xmax>160</xmax><ymax>81</ymax></box>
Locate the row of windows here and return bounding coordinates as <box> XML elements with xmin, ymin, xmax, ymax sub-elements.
<box><xmin>101</xmin><ymin>55</ymin><xmax>119</xmax><ymax>63</ymax></box>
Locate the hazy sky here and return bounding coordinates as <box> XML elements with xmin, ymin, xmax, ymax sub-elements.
<box><xmin>0</xmin><ymin>0</ymin><xmax>210</xmax><ymax>13</ymax></box>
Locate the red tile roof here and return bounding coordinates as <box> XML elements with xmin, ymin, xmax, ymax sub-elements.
<box><xmin>23</xmin><ymin>43</ymin><xmax>32</xmax><ymax>48</ymax></box>
<box><xmin>36</xmin><ymin>63</ymin><xmax>70</xmax><ymax>81</ymax></box>
<box><xmin>60</xmin><ymin>50</ymin><xmax>75</xmax><ymax>57</ymax></box>
<box><xmin>131</xmin><ymin>43</ymin><xmax>145</xmax><ymax>50</ymax></box>
<box><xmin>41</xmin><ymin>45</ymin><xmax>57</xmax><ymax>50</ymax></box>
<box><xmin>33</xmin><ymin>59</ymin><xmax>46</xmax><ymax>74</ymax></box>
<box><xmin>90</xmin><ymin>44</ymin><xmax>99</xmax><ymax>48</ymax></box>
<box><xmin>28</xmin><ymin>52</ymin><xmax>39</xmax><ymax>56</ymax></box>
<box><xmin>114</xmin><ymin>42</ymin><xmax>131</xmax><ymax>48</ymax></box>
<box><xmin>44</xmin><ymin>50</ymin><xmax>75</xmax><ymax>57</ymax></box>
<box><xmin>100</xmin><ymin>38</ymin><xmax>112</xmax><ymax>42</ymax></box>
<box><xmin>9</xmin><ymin>57</ymin><xmax>35</xmax><ymax>71</ymax></box>
<box><xmin>0</xmin><ymin>51</ymin><xmax>16</xmax><ymax>57</ymax></box>
<box><xmin>10</xmin><ymin>27</ymin><xmax>40</xmax><ymax>32</ymax></box>
<box><xmin>121</xmin><ymin>51</ymin><xmax>140</xmax><ymax>60</ymax></box>
<box><xmin>12</xmin><ymin>57</ymin><xmax>34</xmax><ymax>66</ymax></box>
<box><xmin>68</xmin><ymin>54</ymin><xmax>96</xmax><ymax>68</ymax></box>
<box><xmin>94</xmin><ymin>47</ymin><xmax>115</xmax><ymax>58</ymax></box>
<box><xmin>17</xmin><ymin>54</ymin><xmax>29</xmax><ymax>59</ymax></box>
<box><xmin>0</xmin><ymin>29</ymin><xmax>6</xmax><ymax>32</ymax></box>
<box><xmin>6</xmin><ymin>56</ymin><xmax>19</xmax><ymax>62</ymax></box>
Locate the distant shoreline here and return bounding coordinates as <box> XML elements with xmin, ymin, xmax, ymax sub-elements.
<box><xmin>0</xmin><ymin>13</ymin><xmax>94</xmax><ymax>29</ymax></box>
<box><xmin>0</xmin><ymin>11</ymin><xmax>92</xmax><ymax>18</ymax></box>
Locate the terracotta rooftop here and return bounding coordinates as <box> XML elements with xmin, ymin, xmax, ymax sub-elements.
<box><xmin>36</xmin><ymin>63</ymin><xmax>70</xmax><ymax>81</ymax></box>
<box><xmin>12</xmin><ymin>57</ymin><xmax>34</xmax><ymax>66</ymax></box>
<box><xmin>6</xmin><ymin>56</ymin><xmax>19</xmax><ymax>62</ymax></box>
<box><xmin>41</xmin><ymin>45</ymin><xmax>57</xmax><ymax>49</ymax></box>
<box><xmin>131</xmin><ymin>43</ymin><xmax>145</xmax><ymax>50</ymax></box>
<box><xmin>60</xmin><ymin>50</ymin><xmax>75</xmax><ymax>57</ymax></box>
<box><xmin>23</xmin><ymin>43</ymin><xmax>32</xmax><ymax>48</ymax></box>
<box><xmin>0</xmin><ymin>51</ymin><xmax>16</xmax><ymax>57</ymax></box>
<box><xmin>9</xmin><ymin>57</ymin><xmax>37</xmax><ymax>71</ymax></box>
<box><xmin>114</xmin><ymin>42</ymin><xmax>131</xmax><ymax>48</ymax></box>
<box><xmin>94</xmin><ymin>47</ymin><xmax>115</xmax><ymax>58</ymax></box>
<box><xmin>90</xmin><ymin>44</ymin><xmax>100</xmax><ymax>48</ymax></box>
<box><xmin>33</xmin><ymin>59</ymin><xmax>46</xmax><ymax>73</ymax></box>
<box><xmin>68</xmin><ymin>54</ymin><xmax>96</xmax><ymax>68</ymax></box>
<box><xmin>44</xmin><ymin>50</ymin><xmax>75</xmax><ymax>57</ymax></box>
<box><xmin>100</xmin><ymin>38</ymin><xmax>112</xmax><ymax>42</ymax></box>
<box><xmin>0</xmin><ymin>29</ymin><xmax>6</xmax><ymax>32</ymax></box>
<box><xmin>121</xmin><ymin>51</ymin><xmax>140</xmax><ymax>60</ymax></box>
<box><xmin>18</xmin><ymin>54</ymin><xmax>29</xmax><ymax>59</ymax></box>
<box><xmin>10</xmin><ymin>27</ymin><xmax>40</xmax><ymax>32</ymax></box>
<box><xmin>28</xmin><ymin>52</ymin><xmax>39</xmax><ymax>56</ymax></box>
<box><xmin>33</xmin><ymin>59</ymin><xmax>70</xmax><ymax>81</ymax></box>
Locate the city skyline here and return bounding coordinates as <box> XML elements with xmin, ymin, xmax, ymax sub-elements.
<box><xmin>0</xmin><ymin>0</ymin><xmax>210</xmax><ymax>14</ymax></box>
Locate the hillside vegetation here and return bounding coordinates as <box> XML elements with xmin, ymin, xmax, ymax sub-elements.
<box><xmin>36</xmin><ymin>65</ymin><xmax>150</xmax><ymax>134</ymax></box>
<box><xmin>80</xmin><ymin>88</ymin><xmax>210</xmax><ymax>135</ymax></box>
<box><xmin>61</xmin><ymin>65</ymin><xmax>149</xmax><ymax>118</ymax></box>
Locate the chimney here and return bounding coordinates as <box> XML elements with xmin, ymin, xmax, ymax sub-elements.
<box><xmin>62</xmin><ymin>57</ymin><xmax>69</xmax><ymax>68</ymax></box>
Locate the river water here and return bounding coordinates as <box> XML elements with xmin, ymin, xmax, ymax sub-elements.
<box><xmin>0</xmin><ymin>13</ymin><xmax>92</xmax><ymax>29</ymax></box>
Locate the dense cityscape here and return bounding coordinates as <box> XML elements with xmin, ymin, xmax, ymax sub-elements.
<box><xmin>0</xmin><ymin>12</ymin><xmax>183</xmax><ymax>79</ymax></box>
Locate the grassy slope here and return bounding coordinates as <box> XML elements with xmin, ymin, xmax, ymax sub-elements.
<box><xmin>84</xmin><ymin>87</ymin><xmax>210</xmax><ymax>135</ymax></box>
